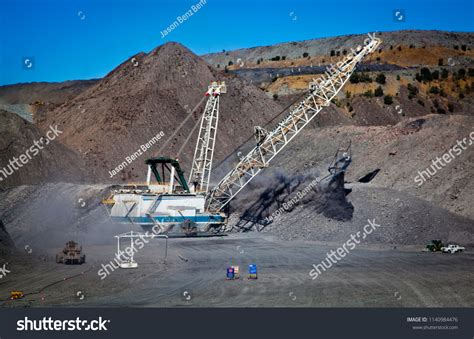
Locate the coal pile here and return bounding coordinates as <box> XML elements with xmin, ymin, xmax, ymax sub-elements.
<box><xmin>233</xmin><ymin>169</ymin><xmax>354</xmax><ymax>232</ymax></box>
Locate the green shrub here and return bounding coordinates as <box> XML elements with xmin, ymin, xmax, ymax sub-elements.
<box><xmin>349</xmin><ymin>73</ymin><xmax>359</xmax><ymax>83</ymax></box>
<box><xmin>457</xmin><ymin>68</ymin><xmax>466</xmax><ymax>79</ymax></box>
<box><xmin>363</xmin><ymin>90</ymin><xmax>373</xmax><ymax>98</ymax></box>
<box><xmin>407</xmin><ymin>83</ymin><xmax>419</xmax><ymax>99</ymax></box>
<box><xmin>375</xmin><ymin>73</ymin><xmax>386</xmax><ymax>84</ymax></box>
<box><xmin>441</xmin><ymin>69</ymin><xmax>449</xmax><ymax>79</ymax></box>
<box><xmin>374</xmin><ymin>86</ymin><xmax>384</xmax><ymax>97</ymax></box>
<box><xmin>383</xmin><ymin>95</ymin><xmax>393</xmax><ymax>105</ymax></box>
<box><xmin>359</xmin><ymin>72</ymin><xmax>372</xmax><ymax>83</ymax></box>
<box><xmin>420</xmin><ymin>67</ymin><xmax>432</xmax><ymax>82</ymax></box>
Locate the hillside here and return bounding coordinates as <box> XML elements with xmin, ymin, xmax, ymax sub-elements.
<box><xmin>0</xmin><ymin>30</ymin><xmax>472</xmax><ymax>247</ymax></box>
<box><xmin>0</xmin><ymin>80</ymin><xmax>96</xmax><ymax>122</ymax></box>
<box><xmin>225</xmin><ymin>114</ymin><xmax>474</xmax><ymax>242</ymax></box>
<box><xmin>203</xmin><ymin>30</ymin><xmax>474</xmax><ymax>69</ymax></box>
<box><xmin>0</xmin><ymin>219</ymin><xmax>15</xmax><ymax>256</ymax></box>
<box><xmin>203</xmin><ymin>30</ymin><xmax>474</xmax><ymax>128</ymax></box>
<box><xmin>34</xmin><ymin>42</ymin><xmax>283</xmax><ymax>182</ymax></box>
<box><xmin>0</xmin><ymin>109</ymin><xmax>86</xmax><ymax>189</ymax></box>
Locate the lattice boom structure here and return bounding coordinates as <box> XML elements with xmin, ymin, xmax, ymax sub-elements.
<box><xmin>189</xmin><ymin>81</ymin><xmax>226</xmax><ymax>194</ymax></box>
<box><xmin>206</xmin><ymin>36</ymin><xmax>381</xmax><ymax>212</ymax></box>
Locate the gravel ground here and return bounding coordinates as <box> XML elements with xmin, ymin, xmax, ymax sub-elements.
<box><xmin>1</xmin><ymin>233</ymin><xmax>473</xmax><ymax>308</ymax></box>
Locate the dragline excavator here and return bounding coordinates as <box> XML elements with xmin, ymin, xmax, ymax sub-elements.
<box><xmin>104</xmin><ymin>34</ymin><xmax>382</xmax><ymax>236</ymax></box>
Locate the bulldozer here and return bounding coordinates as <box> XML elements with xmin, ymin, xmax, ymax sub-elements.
<box><xmin>56</xmin><ymin>241</ymin><xmax>86</xmax><ymax>264</ymax></box>
<box><xmin>426</xmin><ymin>239</ymin><xmax>444</xmax><ymax>252</ymax></box>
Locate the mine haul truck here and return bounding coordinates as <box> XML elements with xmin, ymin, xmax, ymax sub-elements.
<box><xmin>56</xmin><ymin>241</ymin><xmax>86</xmax><ymax>264</ymax></box>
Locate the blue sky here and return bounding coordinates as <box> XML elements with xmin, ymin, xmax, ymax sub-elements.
<box><xmin>0</xmin><ymin>0</ymin><xmax>472</xmax><ymax>85</ymax></box>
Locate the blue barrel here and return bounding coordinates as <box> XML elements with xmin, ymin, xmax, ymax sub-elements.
<box><xmin>248</xmin><ymin>264</ymin><xmax>257</xmax><ymax>279</ymax></box>
<box><xmin>226</xmin><ymin>267</ymin><xmax>235</xmax><ymax>280</ymax></box>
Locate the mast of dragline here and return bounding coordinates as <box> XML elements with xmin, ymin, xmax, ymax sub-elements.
<box><xmin>189</xmin><ymin>81</ymin><xmax>227</xmax><ymax>194</ymax></box>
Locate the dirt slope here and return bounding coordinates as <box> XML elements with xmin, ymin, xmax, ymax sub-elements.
<box><xmin>0</xmin><ymin>80</ymin><xmax>96</xmax><ymax>122</ymax></box>
<box><xmin>0</xmin><ymin>110</ymin><xmax>86</xmax><ymax>189</ymax></box>
<box><xmin>203</xmin><ymin>30</ymin><xmax>474</xmax><ymax>69</ymax></box>
<box><xmin>204</xmin><ymin>30</ymin><xmax>474</xmax><ymax>129</ymax></box>
<box><xmin>36</xmin><ymin>42</ymin><xmax>283</xmax><ymax>182</ymax></box>
<box><xmin>0</xmin><ymin>219</ymin><xmax>15</xmax><ymax>256</ymax></box>
<box><xmin>214</xmin><ymin>111</ymin><xmax>474</xmax><ymax>217</ymax></box>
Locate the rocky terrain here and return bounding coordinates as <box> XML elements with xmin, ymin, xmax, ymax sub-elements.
<box><xmin>0</xmin><ymin>29</ymin><xmax>473</xmax><ymax>309</ymax></box>
<box><xmin>0</xmin><ymin>109</ymin><xmax>86</xmax><ymax>189</ymax></box>
<box><xmin>33</xmin><ymin>43</ymin><xmax>282</xmax><ymax>182</ymax></box>
<box><xmin>0</xmin><ymin>80</ymin><xmax>96</xmax><ymax>122</ymax></box>
<box><xmin>204</xmin><ymin>30</ymin><xmax>474</xmax><ymax>130</ymax></box>
<box><xmin>223</xmin><ymin>113</ymin><xmax>474</xmax><ymax>245</ymax></box>
<box><xmin>0</xmin><ymin>30</ymin><xmax>472</xmax><ymax>253</ymax></box>
<box><xmin>0</xmin><ymin>219</ymin><xmax>15</xmax><ymax>257</ymax></box>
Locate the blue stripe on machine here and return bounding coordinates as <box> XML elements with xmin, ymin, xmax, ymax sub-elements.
<box><xmin>111</xmin><ymin>215</ymin><xmax>225</xmax><ymax>223</ymax></box>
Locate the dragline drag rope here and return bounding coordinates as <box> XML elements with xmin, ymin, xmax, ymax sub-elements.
<box><xmin>152</xmin><ymin>95</ymin><xmax>207</xmax><ymax>158</ymax></box>
<box><xmin>176</xmin><ymin>105</ymin><xmax>204</xmax><ymax>158</ymax></box>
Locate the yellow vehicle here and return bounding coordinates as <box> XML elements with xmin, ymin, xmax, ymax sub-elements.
<box><xmin>10</xmin><ymin>291</ymin><xmax>24</xmax><ymax>300</ymax></box>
